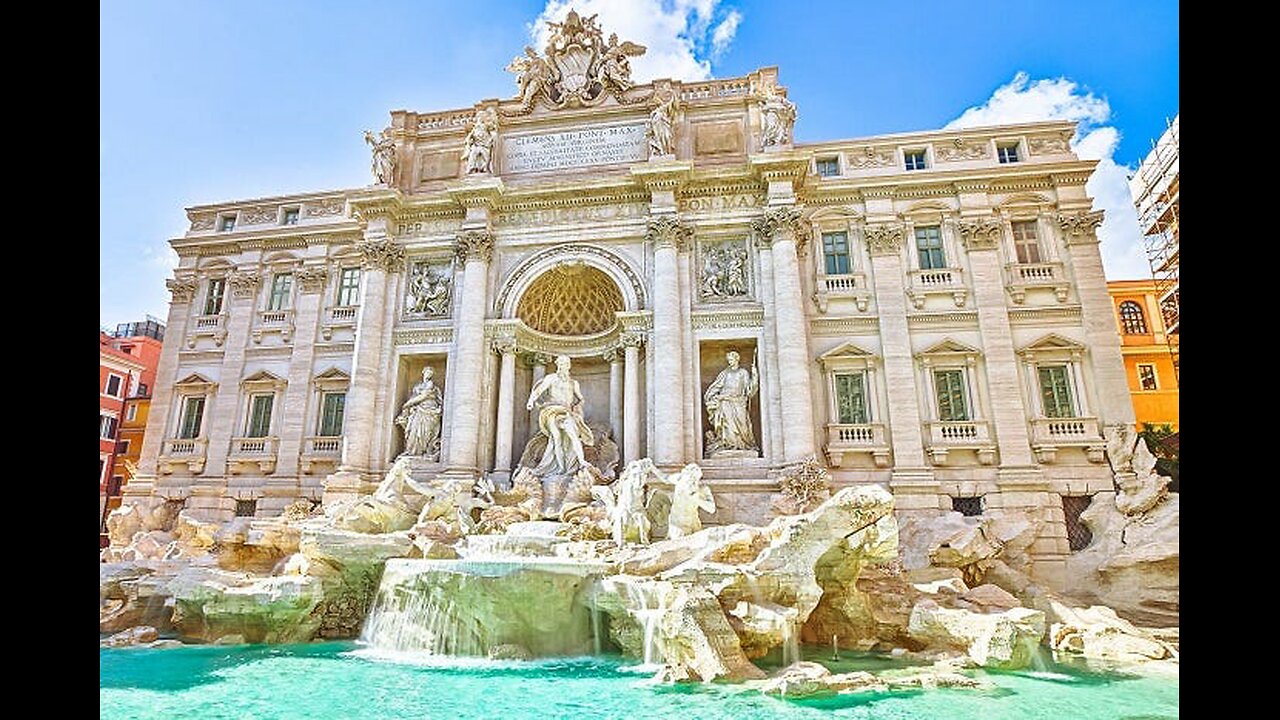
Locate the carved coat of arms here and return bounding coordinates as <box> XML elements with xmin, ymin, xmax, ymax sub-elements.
<box><xmin>505</xmin><ymin>10</ymin><xmax>647</xmax><ymax>114</ymax></box>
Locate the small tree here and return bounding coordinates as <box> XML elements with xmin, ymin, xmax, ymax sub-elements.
<box><xmin>1137</xmin><ymin>422</ymin><xmax>1179</xmax><ymax>492</ymax></box>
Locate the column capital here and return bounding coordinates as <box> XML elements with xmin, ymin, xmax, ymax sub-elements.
<box><xmin>862</xmin><ymin>222</ymin><xmax>906</xmax><ymax>256</ymax></box>
<box><xmin>1057</xmin><ymin>210</ymin><xmax>1105</xmax><ymax>244</ymax></box>
<box><xmin>490</xmin><ymin>336</ymin><xmax>518</xmax><ymax>355</ymax></box>
<box><xmin>227</xmin><ymin>270</ymin><xmax>262</xmax><ymax>298</ymax></box>
<box><xmin>646</xmin><ymin>216</ymin><xmax>693</xmax><ymax>252</ymax></box>
<box><xmin>751</xmin><ymin>206</ymin><xmax>806</xmax><ymax>249</ymax></box>
<box><xmin>619</xmin><ymin>331</ymin><xmax>646</xmax><ymax>349</ymax></box>
<box><xmin>955</xmin><ymin>217</ymin><xmax>1003</xmax><ymax>251</ymax></box>
<box><xmin>165</xmin><ymin>277</ymin><xmax>199</xmax><ymax>303</ymax></box>
<box><xmin>602</xmin><ymin>347</ymin><xmax>620</xmax><ymax>363</ymax></box>
<box><xmin>455</xmin><ymin>229</ymin><xmax>495</xmax><ymax>264</ymax></box>
<box><xmin>296</xmin><ymin>265</ymin><xmax>331</xmax><ymax>293</ymax></box>
<box><xmin>359</xmin><ymin>238</ymin><xmax>406</xmax><ymax>272</ymax></box>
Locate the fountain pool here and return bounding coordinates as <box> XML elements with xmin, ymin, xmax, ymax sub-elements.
<box><xmin>100</xmin><ymin>642</ymin><xmax>1178</xmax><ymax>720</ymax></box>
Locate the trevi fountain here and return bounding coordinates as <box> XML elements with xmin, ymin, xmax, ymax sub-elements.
<box><xmin>102</xmin><ymin>11</ymin><xmax>1177</xmax><ymax>719</ymax></box>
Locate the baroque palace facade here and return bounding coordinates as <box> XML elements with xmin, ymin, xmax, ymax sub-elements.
<box><xmin>128</xmin><ymin>13</ymin><xmax>1131</xmax><ymax>587</ymax></box>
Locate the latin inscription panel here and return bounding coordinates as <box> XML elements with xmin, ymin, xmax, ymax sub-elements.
<box><xmin>503</xmin><ymin>124</ymin><xmax>647</xmax><ymax>173</ymax></box>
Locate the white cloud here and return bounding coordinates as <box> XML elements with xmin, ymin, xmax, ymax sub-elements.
<box><xmin>946</xmin><ymin>73</ymin><xmax>1150</xmax><ymax>280</ymax></box>
<box><xmin>529</xmin><ymin>0</ymin><xmax>742</xmax><ymax>82</ymax></box>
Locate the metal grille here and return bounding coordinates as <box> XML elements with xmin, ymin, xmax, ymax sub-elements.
<box><xmin>952</xmin><ymin>496</ymin><xmax>984</xmax><ymax>517</ymax></box>
<box><xmin>235</xmin><ymin>499</ymin><xmax>258</xmax><ymax>518</ymax></box>
<box><xmin>1062</xmin><ymin>495</ymin><xmax>1094</xmax><ymax>551</ymax></box>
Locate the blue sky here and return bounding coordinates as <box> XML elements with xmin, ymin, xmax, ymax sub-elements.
<box><xmin>100</xmin><ymin>0</ymin><xmax>1178</xmax><ymax>328</ymax></box>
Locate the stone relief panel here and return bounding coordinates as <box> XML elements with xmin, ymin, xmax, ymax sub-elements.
<box><xmin>693</xmin><ymin>120</ymin><xmax>744</xmax><ymax>156</ymax></box>
<box><xmin>846</xmin><ymin>145</ymin><xmax>895</xmax><ymax>169</ymax></box>
<box><xmin>404</xmin><ymin>259</ymin><xmax>455</xmax><ymax>318</ymax></box>
<box><xmin>698</xmin><ymin>240</ymin><xmax>751</xmax><ymax>302</ymax></box>
<box><xmin>935</xmin><ymin>137</ymin><xmax>992</xmax><ymax>162</ymax></box>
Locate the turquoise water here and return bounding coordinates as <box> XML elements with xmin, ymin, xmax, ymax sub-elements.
<box><xmin>100</xmin><ymin>642</ymin><xmax>1178</xmax><ymax>719</ymax></box>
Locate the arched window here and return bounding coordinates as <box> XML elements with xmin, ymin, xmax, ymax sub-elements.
<box><xmin>1118</xmin><ymin>301</ymin><xmax>1147</xmax><ymax>334</ymax></box>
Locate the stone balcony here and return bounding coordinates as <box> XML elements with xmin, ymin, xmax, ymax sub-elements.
<box><xmin>906</xmin><ymin>268</ymin><xmax>968</xmax><ymax>309</ymax></box>
<box><xmin>321</xmin><ymin>305</ymin><xmax>359</xmax><ymax>341</ymax></box>
<box><xmin>228</xmin><ymin>436</ymin><xmax>279</xmax><ymax>474</ymax></box>
<box><xmin>159</xmin><ymin>437</ymin><xmax>207</xmax><ymax>474</ymax></box>
<box><xmin>923</xmin><ymin>420</ymin><xmax>996</xmax><ymax>465</ymax></box>
<box><xmin>812</xmin><ymin>272</ymin><xmax>871</xmax><ymax>313</ymax></box>
<box><xmin>824</xmin><ymin>423</ymin><xmax>891</xmax><ymax>467</ymax></box>
<box><xmin>301</xmin><ymin>435</ymin><xmax>343</xmax><ymax>474</ymax></box>
<box><xmin>186</xmin><ymin>313</ymin><xmax>228</xmax><ymax>348</ymax></box>
<box><xmin>252</xmin><ymin>310</ymin><xmax>295</xmax><ymax>344</ymax></box>
<box><xmin>1004</xmin><ymin>262</ymin><xmax>1070</xmax><ymax>304</ymax></box>
<box><xmin>1029</xmin><ymin>417</ymin><xmax>1106</xmax><ymax>464</ymax></box>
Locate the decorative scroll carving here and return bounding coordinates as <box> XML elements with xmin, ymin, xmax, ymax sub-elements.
<box><xmin>699</xmin><ymin>240</ymin><xmax>750</xmax><ymax>300</ymax></box>
<box><xmin>227</xmin><ymin>271</ymin><xmax>261</xmax><ymax>299</ymax></box>
<box><xmin>935</xmin><ymin>137</ymin><xmax>992</xmax><ymax>162</ymax></box>
<box><xmin>956</xmin><ymin>218</ymin><xmax>1003</xmax><ymax>251</ymax></box>
<box><xmin>189</xmin><ymin>215</ymin><xmax>216</xmax><ymax>232</ymax></box>
<box><xmin>297</xmin><ymin>266</ymin><xmax>330</xmax><ymax>293</ymax></box>
<box><xmin>359</xmin><ymin>239</ymin><xmax>406</xmax><ymax>273</ymax></box>
<box><xmin>847</xmin><ymin>146</ymin><xmax>895</xmax><ymax>169</ymax></box>
<box><xmin>863</xmin><ymin>223</ymin><xmax>905</xmax><ymax>256</ymax></box>
<box><xmin>455</xmin><ymin>229</ymin><xmax>494</xmax><ymax>264</ymax></box>
<box><xmin>1028</xmin><ymin>133</ymin><xmax>1073</xmax><ymax>155</ymax></box>
<box><xmin>406</xmin><ymin>260</ymin><xmax>454</xmax><ymax>317</ymax></box>
<box><xmin>306</xmin><ymin>198</ymin><xmax>345</xmax><ymax>217</ymax></box>
<box><xmin>646</xmin><ymin>216</ymin><xmax>693</xmax><ymax>252</ymax></box>
<box><xmin>503</xmin><ymin>10</ymin><xmax>647</xmax><ymax>115</ymax></box>
<box><xmin>1057</xmin><ymin>210</ymin><xmax>1105</xmax><ymax>244</ymax></box>
<box><xmin>166</xmin><ymin>278</ymin><xmax>199</xmax><ymax>303</ymax></box>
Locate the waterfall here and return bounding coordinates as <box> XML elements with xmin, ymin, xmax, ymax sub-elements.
<box><xmin>620</xmin><ymin>581</ymin><xmax>669</xmax><ymax>670</ymax></box>
<box><xmin>781</xmin><ymin>620</ymin><xmax>800</xmax><ymax>666</ymax></box>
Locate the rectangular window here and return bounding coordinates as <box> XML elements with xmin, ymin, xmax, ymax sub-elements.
<box><xmin>126</xmin><ymin>404</ymin><xmax>138</xmax><ymax>422</ymax></box>
<box><xmin>337</xmin><ymin>267</ymin><xmax>361</xmax><ymax>306</ymax></box>
<box><xmin>235</xmin><ymin>499</ymin><xmax>258</xmax><ymax>517</ymax></box>
<box><xmin>118</xmin><ymin>439</ymin><xmax>131</xmax><ymax>455</ymax></box>
<box><xmin>904</xmin><ymin>150</ymin><xmax>927</xmax><ymax>171</ymax></box>
<box><xmin>178</xmin><ymin>396</ymin><xmax>205</xmax><ymax>439</ymax></box>
<box><xmin>219</xmin><ymin>215</ymin><xmax>236</xmax><ymax>232</ymax></box>
<box><xmin>318</xmin><ymin>392</ymin><xmax>347</xmax><ymax>436</ymax></box>
<box><xmin>815</xmin><ymin>157</ymin><xmax>840</xmax><ymax>177</ymax></box>
<box><xmin>246</xmin><ymin>394</ymin><xmax>275</xmax><ymax>438</ymax></box>
<box><xmin>104</xmin><ymin>374</ymin><xmax>123</xmax><ymax>398</ymax></box>
<box><xmin>1038</xmin><ymin>365</ymin><xmax>1076</xmax><ymax>418</ymax></box>
<box><xmin>100</xmin><ymin>415</ymin><xmax>118</xmax><ymax>439</ymax></box>
<box><xmin>282</xmin><ymin>208</ymin><xmax>299</xmax><ymax>225</ymax></box>
<box><xmin>934</xmin><ymin>369</ymin><xmax>969</xmax><ymax>421</ymax></box>
<box><xmin>137</xmin><ymin>383</ymin><xmax>148</xmax><ymax>397</ymax></box>
<box><xmin>1011</xmin><ymin>220</ymin><xmax>1042</xmax><ymax>264</ymax></box>
<box><xmin>833</xmin><ymin>373</ymin><xmax>869</xmax><ymax>424</ymax></box>
<box><xmin>915</xmin><ymin>226</ymin><xmax>946</xmax><ymax>270</ymax></box>
<box><xmin>821</xmin><ymin>232</ymin><xmax>851</xmax><ymax>275</ymax></box>
<box><xmin>1137</xmin><ymin>364</ymin><xmax>1158</xmax><ymax>391</ymax></box>
<box><xmin>204</xmin><ymin>278</ymin><xmax>226</xmax><ymax>315</ymax></box>
<box><xmin>997</xmin><ymin>143</ymin><xmax>1020</xmax><ymax>163</ymax></box>
<box><xmin>268</xmin><ymin>273</ymin><xmax>293</xmax><ymax>311</ymax></box>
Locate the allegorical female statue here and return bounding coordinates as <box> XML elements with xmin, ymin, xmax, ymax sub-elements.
<box><xmin>703</xmin><ymin>350</ymin><xmax>759</xmax><ymax>456</ymax></box>
<box><xmin>396</xmin><ymin>366</ymin><xmax>443</xmax><ymax>460</ymax></box>
<box><xmin>461</xmin><ymin>108</ymin><xmax>497</xmax><ymax>174</ymax></box>
<box><xmin>363</xmin><ymin>129</ymin><xmax>397</xmax><ymax>185</ymax></box>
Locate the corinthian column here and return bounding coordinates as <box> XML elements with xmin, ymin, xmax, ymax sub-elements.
<box><xmin>491</xmin><ymin>337</ymin><xmax>518</xmax><ymax>475</ymax></box>
<box><xmin>445</xmin><ymin>229</ymin><xmax>494</xmax><ymax>475</ymax></box>
<box><xmin>957</xmin><ymin>218</ymin><xmax>1035</xmax><ymax>467</ymax></box>
<box><xmin>621</xmin><ymin>332</ymin><xmax>643</xmax><ymax>463</ymax></box>
<box><xmin>647</xmin><ymin>216</ymin><xmax>691</xmax><ymax>469</ymax></box>
<box><xmin>330</xmin><ymin>239</ymin><xmax>404</xmax><ymax>496</ymax></box>
<box><xmin>753</xmin><ymin>207</ymin><xmax>816</xmax><ymax>462</ymax></box>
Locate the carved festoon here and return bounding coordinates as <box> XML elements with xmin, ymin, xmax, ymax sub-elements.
<box><xmin>935</xmin><ymin>137</ymin><xmax>992</xmax><ymax>162</ymax></box>
<box><xmin>502</xmin><ymin>10</ymin><xmax>647</xmax><ymax>114</ymax></box>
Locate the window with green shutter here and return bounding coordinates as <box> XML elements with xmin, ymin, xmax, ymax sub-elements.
<box><xmin>822</xmin><ymin>232</ymin><xmax>851</xmax><ymax>275</ymax></box>
<box><xmin>934</xmin><ymin>369</ymin><xmax>968</xmax><ymax>421</ymax></box>
<box><xmin>833</xmin><ymin>373</ymin><xmax>868</xmax><ymax>424</ymax></box>
<box><xmin>318</xmin><ymin>392</ymin><xmax>346</xmax><ymax>437</ymax></box>
<box><xmin>246</xmin><ymin>394</ymin><xmax>274</xmax><ymax>437</ymax></box>
<box><xmin>178</xmin><ymin>397</ymin><xmax>205</xmax><ymax>439</ymax></box>
<box><xmin>1038</xmin><ymin>365</ymin><xmax>1075</xmax><ymax>418</ymax></box>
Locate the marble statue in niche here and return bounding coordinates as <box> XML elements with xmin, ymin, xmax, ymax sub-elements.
<box><xmin>396</xmin><ymin>367</ymin><xmax>443</xmax><ymax>460</ymax></box>
<box><xmin>704</xmin><ymin>350</ymin><xmax>759</xmax><ymax>457</ymax></box>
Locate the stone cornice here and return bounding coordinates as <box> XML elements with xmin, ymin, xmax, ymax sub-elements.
<box><xmin>646</xmin><ymin>216</ymin><xmax>693</xmax><ymax>252</ymax></box>
<box><xmin>445</xmin><ymin>176</ymin><xmax>506</xmax><ymax>209</ymax></box>
<box><xmin>455</xmin><ymin>229</ymin><xmax>495</xmax><ymax>263</ymax></box>
<box><xmin>749</xmin><ymin>151</ymin><xmax>811</xmax><ymax>185</ymax></box>
<box><xmin>630</xmin><ymin>159</ymin><xmax>694</xmax><ymax>192</ymax></box>
<box><xmin>393</xmin><ymin>326</ymin><xmax>455</xmax><ymax>346</ymax></box>
<box><xmin>690</xmin><ymin>307</ymin><xmax>765</xmax><ymax>330</ymax></box>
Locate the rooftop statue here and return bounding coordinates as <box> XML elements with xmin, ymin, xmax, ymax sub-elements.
<box><xmin>504</xmin><ymin>9</ymin><xmax>647</xmax><ymax>114</ymax></box>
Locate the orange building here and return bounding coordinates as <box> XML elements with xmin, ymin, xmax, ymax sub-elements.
<box><xmin>100</xmin><ymin>318</ymin><xmax>165</xmax><ymax>544</ymax></box>
<box><xmin>1107</xmin><ymin>280</ymin><xmax>1177</xmax><ymax>431</ymax></box>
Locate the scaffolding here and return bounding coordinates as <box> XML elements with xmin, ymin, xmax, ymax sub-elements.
<box><xmin>1130</xmin><ymin>114</ymin><xmax>1179</xmax><ymax>386</ymax></box>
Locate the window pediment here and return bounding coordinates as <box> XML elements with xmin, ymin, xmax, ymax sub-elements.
<box><xmin>818</xmin><ymin>341</ymin><xmax>879</xmax><ymax>370</ymax></box>
<box><xmin>174</xmin><ymin>373</ymin><xmax>218</xmax><ymax>392</ymax></box>
<box><xmin>916</xmin><ymin>338</ymin><xmax>981</xmax><ymax>362</ymax></box>
<box><xmin>313</xmin><ymin>367</ymin><xmax>351</xmax><ymax>390</ymax></box>
<box><xmin>1018</xmin><ymin>333</ymin><xmax>1085</xmax><ymax>360</ymax></box>
<box><xmin>242</xmin><ymin>370</ymin><xmax>288</xmax><ymax>391</ymax></box>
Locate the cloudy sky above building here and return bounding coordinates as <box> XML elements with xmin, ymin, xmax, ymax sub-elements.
<box><xmin>100</xmin><ymin>0</ymin><xmax>1178</xmax><ymax>328</ymax></box>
